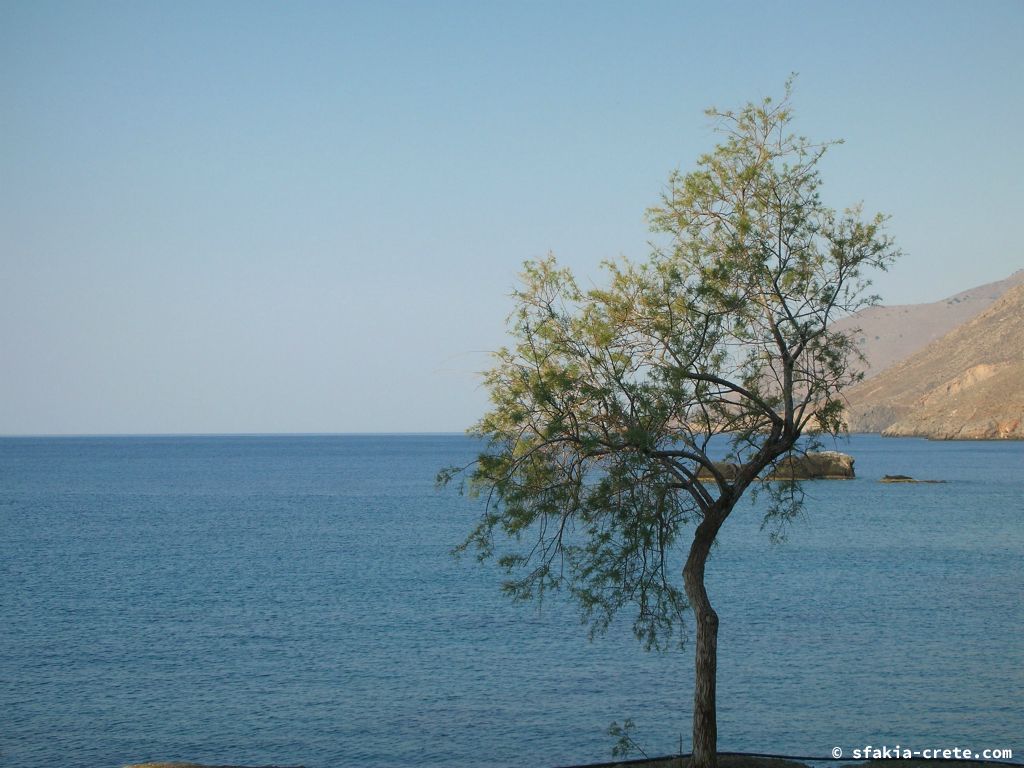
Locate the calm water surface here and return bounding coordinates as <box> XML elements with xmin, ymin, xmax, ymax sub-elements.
<box><xmin>1</xmin><ymin>434</ymin><xmax>1022</xmax><ymax>767</ymax></box>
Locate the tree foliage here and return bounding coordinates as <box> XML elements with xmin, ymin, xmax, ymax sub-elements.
<box><xmin>440</xmin><ymin>82</ymin><xmax>898</xmax><ymax>763</ymax></box>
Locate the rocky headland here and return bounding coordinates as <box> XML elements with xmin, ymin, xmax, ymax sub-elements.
<box><xmin>833</xmin><ymin>269</ymin><xmax>1024</xmax><ymax>378</ymax></box>
<box><xmin>843</xmin><ymin>277</ymin><xmax>1024</xmax><ymax>440</ymax></box>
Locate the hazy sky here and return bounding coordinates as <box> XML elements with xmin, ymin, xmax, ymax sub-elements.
<box><xmin>2</xmin><ymin>0</ymin><xmax>1022</xmax><ymax>435</ymax></box>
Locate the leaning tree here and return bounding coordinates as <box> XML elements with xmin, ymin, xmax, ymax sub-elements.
<box><xmin>440</xmin><ymin>85</ymin><xmax>898</xmax><ymax>768</ymax></box>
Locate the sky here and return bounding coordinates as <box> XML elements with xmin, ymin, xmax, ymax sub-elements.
<box><xmin>2</xmin><ymin>0</ymin><xmax>1022</xmax><ymax>435</ymax></box>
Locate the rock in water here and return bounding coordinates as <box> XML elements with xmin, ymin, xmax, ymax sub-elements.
<box><xmin>880</xmin><ymin>474</ymin><xmax>946</xmax><ymax>484</ymax></box>
<box><xmin>696</xmin><ymin>461</ymin><xmax>741</xmax><ymax>482</ymax></box>
<box><xmin>766</xmin><ymin>451</ymin><xmax>855</xmax><ymax>480</ymax></box>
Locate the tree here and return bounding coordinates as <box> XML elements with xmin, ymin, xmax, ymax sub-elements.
<box><xmin>440</xmin><ymin>83</ymin><xmax>898</xmax><ymax>768</ymax></box>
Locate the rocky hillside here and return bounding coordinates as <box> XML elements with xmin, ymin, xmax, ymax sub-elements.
<box><xmin>834</xmin><ymin>269</ymin><xmax>1024</xmax><ymax>377</ymax></box>
<box><xmin>843</xmin><ymin>282</ymin><xmax>1024</xmax><ymax>439</ymax></box>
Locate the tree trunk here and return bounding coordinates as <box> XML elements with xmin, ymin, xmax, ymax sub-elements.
<box><xmin>684</xmin><ymin>511</ymin><xmax>727</xmax><ymax>768</ymax></box>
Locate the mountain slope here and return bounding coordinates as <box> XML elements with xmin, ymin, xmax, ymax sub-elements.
<box><xmin>834</xmin><ymin>269</ymin><xmax>1024</xmax><ymax>378</ymax></box>
<box><xmin>843</xmin><ymin>282</ymin><xmax>1024</xmax><ymax>439</ymax></box>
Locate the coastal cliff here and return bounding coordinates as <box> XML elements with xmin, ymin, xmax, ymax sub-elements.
<box><xmin>833</xmin><ymin>269</ymin><xmax>1024</xmax><ymax>378</ymax></box>
<box><xmin>844</xmin><ymin>281</ymin><xmax>1024</xmax><ymax>439</ymax></box>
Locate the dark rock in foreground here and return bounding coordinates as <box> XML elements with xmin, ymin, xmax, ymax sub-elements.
<box><xmin>561</xmin><ymin>754</ymin><xmax>811</xmax><ymax>768</ymax></box>
<box><xmin>589</xmin><ymin>759</ymin><xmax>1015</xmax><ymax>768</ymax></box>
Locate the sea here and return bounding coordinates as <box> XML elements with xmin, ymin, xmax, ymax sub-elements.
<box><xmin>1</xmin><ymin>434</ymin><xmax>1021</xmax><ymax>768</ymax></box>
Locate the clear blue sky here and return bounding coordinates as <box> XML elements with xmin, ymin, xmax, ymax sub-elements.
<box><xmin>2</xmin><ymin>0</ymin><xmax>1022</xmax><ymax>434</ymax></box>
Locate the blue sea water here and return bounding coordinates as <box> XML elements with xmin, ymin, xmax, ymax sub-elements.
<box><xmin>0</xmin><ymin>434</ymin><xmax>1021</xmax><ymax>768</ymax></box>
